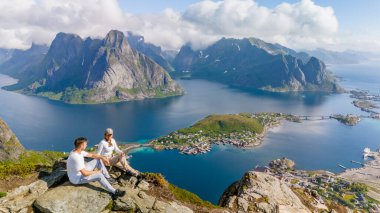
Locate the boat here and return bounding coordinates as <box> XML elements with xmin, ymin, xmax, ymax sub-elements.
<box><xmin>363</xmin><ymin>147</ymin><xmax>375</xmax><ymax>158</ymax></box>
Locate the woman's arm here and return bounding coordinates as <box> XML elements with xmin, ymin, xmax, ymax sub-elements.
<box><xmin>96</xmin><ymin>141</ymin><xmax>104</xmax><ymax>155</ymax></box>
<box><xmin>113</xmin><ymin>139</ymin><xmax>124</xmax><ymax>155</ymax></box>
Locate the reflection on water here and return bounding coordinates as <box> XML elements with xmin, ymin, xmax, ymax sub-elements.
<box><xmin>0</xmin><ymin>74</ymin><xmax>361</xmax><ymax>151</ymax></box>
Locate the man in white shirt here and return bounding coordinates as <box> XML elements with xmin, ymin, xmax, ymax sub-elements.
<box><xmin>67</xmin><ymin>137</ymin><xmax>125</xmax><ymax>199</ymax></box>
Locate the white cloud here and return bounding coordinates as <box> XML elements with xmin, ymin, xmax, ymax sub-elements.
<box><xmin>0</xmin><ymin>0</ymin><xmax>126</xmax><ymax>49</ymax></box>
<box><xmin>177</xmin><ymin>0</ymin><xmax>339</xmax><ymax>50</ymax></box>
<box><xmin>0</xmin><ymin>0</ymin><xmax>379</xmax><ymax>52</ymax></box>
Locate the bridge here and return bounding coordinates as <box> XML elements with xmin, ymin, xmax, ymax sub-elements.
<box><xmin>295</xmin><ymin>114</ymin><xmax>371</xmax><ymax>121</ymax></box>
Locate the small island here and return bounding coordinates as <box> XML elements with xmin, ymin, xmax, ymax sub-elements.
<box><xmin>330</xmin><ymin>114</ymin><xmax>361</xmax><ymax>126</ymax></box>
<box><xmin>150</xmin><ymin>113</ymin><xmax>300</xmax><ymax>154</ymax></box>
<box><xmin>350</xmin><ymin>90</ymin><xmax>380</xmax><ymax>119</ymax></box>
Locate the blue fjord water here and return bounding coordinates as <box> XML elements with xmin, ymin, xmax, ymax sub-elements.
<box><xmin>0</xmin><ymin>61</ymin><xmax>379</xmax><ymax>203</ymax></box>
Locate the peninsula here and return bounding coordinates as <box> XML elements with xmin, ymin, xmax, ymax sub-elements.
<box><xmin>150</xmin><ymin>112</ymin><xmax>370</xmax><ymax>155</ymax></box>
<box><xmin>150</xmin><ymin>113</ymin><xmax>300</xmax><ymax>154</ymax></box>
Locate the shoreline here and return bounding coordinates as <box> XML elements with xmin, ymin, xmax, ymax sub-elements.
<box><xmin>338</xmin><ymin>152</ymin><xmax>380</xmax><ymax>201</ymax></box>
<box><xmin>146</xmin><ymin>112</ymin><xmax>374</xmax><ymax>155</ymax></box>
<box><xmin>148</xmin><ymin>113</ymin><xmax>293</xmax><ymax>155</ymax></box>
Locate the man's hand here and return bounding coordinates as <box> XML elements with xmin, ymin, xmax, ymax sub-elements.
<box><xmin>86</xmin><ymin>152</ymin><xmax>110</xmax><ymax>166</ymax></box>
<box><xmin>102</xmin><ymin>157</ymin><xmax>110</xmax><ymax>166</ymax></box>
<box><xmin>80</xmin><ymin>169</ymin><xmax>101</xmax><ymax>176</ymax></box>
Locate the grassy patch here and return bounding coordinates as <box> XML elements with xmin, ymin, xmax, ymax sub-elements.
<box><xmin>178</xmin><ymin>114</ymin><xmax>264</xmax><ymax>136</ymax></box>
<box><xmin>37</xmin><ymin>91</ymin><xmax>63</xmax><ymax>100</ymax></box>
<box><xmin>0</xmin><ymin>191</ymin><xmax>6</xmax><ymax>198</ymax></box>
<box><xmin>142</xmin><ymin>173</ymin><xmax>169</xmax><ymax>188</ymax></box>
<box><xmin>105</xmin><ymin>200</ymin><xmax>114</xmax><ymax>210</ymax></box>
<box><xmin>168</xmin><ymin>184</ymin><xmax>218</xmax><ymax>208</ymax></box>
<box><xmin>0</xmin><ymin>151</ymin><xmax>67</xmax><ymax>179</ymax></box>
<box><xmin>142</xmin><ymin>173</ymin><xmax>219</xmax><ymax>208</ymax></box>
<box><xmin>342</xmin><ymin>194</ymin><xmax>355</xmax><ymax>203</ymax></box>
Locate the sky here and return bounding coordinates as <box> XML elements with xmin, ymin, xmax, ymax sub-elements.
<box><xmin>0</xmin><ymin>0</ymin><xmax>379</xmax><ymax>52</ymax></box>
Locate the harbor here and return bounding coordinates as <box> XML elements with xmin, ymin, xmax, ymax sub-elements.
<box><xmin>339</xmin><ymin>148</ymin><xmax>380</xmax><ymax>201</ymax></box>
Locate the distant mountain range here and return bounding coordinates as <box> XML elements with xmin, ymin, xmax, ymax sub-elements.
<box><xmin>0</xmin><ymin>31</ymin><xmax>354</xmax><ymax>102</ymax></box>
<box><xmin>173</xmin><ymin>38</ymin><xmax>341</xmax><ymax>92</ymax></box>
<box><xmin>305</xmin><ymin>48</ymin><xmax>369</xmax><ymax>64</ymax></box>
<box><xmin>0</xmin><ymin>43</ymin><xmax>48</xmax><ymax>80</ymax></box>
<box><xmin>0</xmin><ymin>30</ymin><xmax>183</xmax><ymax>104</ymax></box>
<box><xmin>126</xmin><ymin>31</ymin><xmax>175</xmax><ymax>72</ymax></box>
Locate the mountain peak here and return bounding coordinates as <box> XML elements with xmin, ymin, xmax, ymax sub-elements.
<box><xmin>104</xmin><ymin>30</ymin><xmax>128</xmax><ymax>49</ymax></box>
<box><xmin>54</xmin><ymin>32</ymin><xmax>82</xmax><ymax>42</ymax></box>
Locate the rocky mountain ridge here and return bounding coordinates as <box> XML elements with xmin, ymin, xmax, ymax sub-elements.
<box><xmin>173</xmin><ymin>37</ymin><xmax>341</xmax><ymax>92</ymax></box>
<box><xmin>1</xmin><ymin>30</ymin><xmax>183</xmax><ymax>104</ymax></box>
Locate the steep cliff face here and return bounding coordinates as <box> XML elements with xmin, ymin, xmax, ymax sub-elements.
<box><xmin>4</xmin><ymin>30</ymin><xmax>183</xmax><ymax>104</ymax></box>
<box><xmin>219</xmin><ymin>171</ymin><xmax>311</xmax><ymax>213</ymax></box>
<box><xmin>173</xmin><ymin>38</ymin><xmax>341</xmax><ymax>92</ymax></box>
<box><xmin>0</xmin><ymin>119</ymin><xmax>24</xmax><ymax>161</ymax></box>
<box><xmin>126</xmin><ymin>31</ymin><xmax>175</xmax><ymax>72</ymax></box>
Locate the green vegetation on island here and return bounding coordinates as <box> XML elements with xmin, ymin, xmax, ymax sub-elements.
<box><xmin>331</xmin><ymin>114</ymin><xmax>361</xmax><ymax>126</ymax></box>
<box><xmin>150</xmin><ymin>113</ymin><xmax>300</xmax><ymax>154</ymax></box>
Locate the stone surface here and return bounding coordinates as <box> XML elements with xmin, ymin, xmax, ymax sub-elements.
<box><xmin>0</xmin><ymin>119</ymin><xmax>24</xmax><ymax>161</ymax></box>
<box><xmin>269</xmin><ymin>157</ymin><xmax>296</xmax><ymax>171</ymax></box>
<box><xmin>0</xmin><ymin>170</ymin><xmax>66</xmax><ymax>213</ymax></box>
<box><xmin>33</xmin><ymin>182</ymin><xmax>111</xmax><ymax>213</ymax></box>
<box><xmin>219</xmin><ymin>171</ymin><xmax>311</xmax><ymax>213</ymax></box>
<box><xmin>113</xmin><ymin>197</ymin><xmax>136</xmax><ymax>211</ymax></box>
<box><xmin>137</xmin><ymin>180</ymin><xmax>150</xmax><ymax>191</ymax></box>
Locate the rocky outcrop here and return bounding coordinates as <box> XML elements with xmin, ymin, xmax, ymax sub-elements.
<box><xmin>219</xmin><ymin>171</ymin><xmax>311</xmax><ymax>213</ymax></box>
<box><xmin>0</xmin><ymin>118</ymin><xmax>24</xmax><ymax>161</ymax></box>
<box><xmin>173</xmin><ymin>38</ymin><xmax>341</xmax><ymax>92</ymax></box>
<box><xmin>0</xmin><ymin>167</ymin><xmax>66</xmax><ymax>213</ymax></box>
<box><xmin>32</xmin><ymin>173</ymin><xmax>195</xmax><ymax>213</ymax></box>
<box><xmin>269</xmin><ymin>157</ymin><xmax>296</xmax><ymax>171</ymax></box>
<box><xmin>34</xmin><ymin>181</ymin><xmax>112</xmax><ymax>213</ymax></box>
<box><xmin>4</xmin><ymin>30</ymin><xmax>184</xmax><ymax>104</ymax></box>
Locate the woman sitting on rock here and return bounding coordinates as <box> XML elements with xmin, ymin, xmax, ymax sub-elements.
<box><xmin>96</xmin><ymin>128</ymin><xmax>140</xmax><ymax>176</ymax></box>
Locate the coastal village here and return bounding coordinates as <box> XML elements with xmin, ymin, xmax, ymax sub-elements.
<box><xmin>150</xmin><ymin>112</ymin><xmax>367</xmax><ymax>155</ymax></box>
<box><xmin>255</xmin><ymin>150</ymin><xmax>380</xmax><ymax>212</ymax></box>
<box><xmin>150</xmin><ymin>112</ymin><xmax>300</xmax><ymax>155</ymax></box>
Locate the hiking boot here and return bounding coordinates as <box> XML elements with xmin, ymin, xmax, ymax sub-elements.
<box><xmin>112</xmin><ymin>189</ymin><xmax>126</xmax><ymax>199</ymax></box>
<box><xmin>107</xmin><ymin>177</ymin><xmax>117</xmax><ymax>184</ymax></box>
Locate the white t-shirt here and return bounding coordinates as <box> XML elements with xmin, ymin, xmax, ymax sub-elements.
<box><xmin>96</xmin><ymin>139</ymin><xmax>122</xmax><ymax>157</ymax></box>
<box><xmin>67</xmin><ymin>151</ymin><xmax>88</xmax><ymax>184</ymax></box>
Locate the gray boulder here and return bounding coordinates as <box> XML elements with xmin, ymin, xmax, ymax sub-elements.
<box><xmin>0</xmin><ymin>169</ymin><xmax>66</xmax><ymax>213</ymax></box>
<box><xmin>33</xmin><ymin>182</ymin><xmax>111</xmax><ymax>213</ymax></box>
